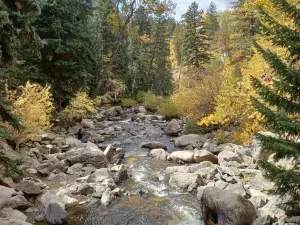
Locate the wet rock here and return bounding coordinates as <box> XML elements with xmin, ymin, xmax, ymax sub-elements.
<box><xmin>0</xmin><ymin>208</ymin><xmax>27</xmax><ymax>222</ymax></box>
<box><xmin>113</xmin><ymin>167</ymin><xmax>128</xmax><ymax>184</ymax></box>
<box><xmin>148</xmin><ymin>148</ymin><xmax>168</xmax><ymax>161</ymax></box>
<box><xmin>201</xmin><ymin>187</ymin><xmax>256</xmax><ymax>225</ymax></box>
<box><xmin>169</xmin><ymin>172</ymin><xmax>202</xmax><ymax>192</ymax></box>
<box><xmin>81</xmin><ymin>119</ymin><xmax>95</xmax><ymax>129</ymax></box>
<box><xmin>174</xmin><ymin>134</ymin><xmax>206</xmax><ymax>147</ymax></box>
<box><xmin>101</xmin><ymin>191</ymin><xmax>115</xmax><ymax>206</ymax></box>
<box><xmin>194</xmin><ymin>150</ymin><xmax>218</xmax><ymax>164</ymax></box>
<box><xmin>164</xmin><ymin>119</ymin><xmax>181</xmax><ymax>136</ymax></box>
<box><xmin>67</xmin><ymin>163</ymin><xmax>83</xmax><ymax>175</ymax></box>
<box><xmin>141</xmin><ymin>141</ymin><xmax>167</xmax><ymax>150</ymax></box>
<box><xmin>15</xmin><ymin>180</ymin><xmax>42</xmax><ymax>195</ymax></box>
<box><xmin>2</xmin><ymin>195</ymin><xmax>32</xmax><ymax>210</ymax></box>
<box><xmin>65</xmin><ymin>146</ymin><xmax>108</xmax><ymax>168</ymax></box>
<box><xmin>45</xmin><ymin>202</ymin><xmax>68</xmax><ymax>225</ymax></box>
<box><xmin>168</xmin><ymin>150</ymin><xmax>195</xmax><ymax>163</ymax></box>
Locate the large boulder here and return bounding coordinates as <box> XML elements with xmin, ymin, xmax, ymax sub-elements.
<box><xmin>148</xmin><ymin>149</ymin><xmax>168</xmax><ymax>161</ymax></box>
<box><xmin>141</xmin><ymin>142</ymin><xmax>167</xmax><ymax>150</ymax></box>
<box><xmin>168</xmin><ymin>150</ymin><xmax>195</xmax><ymax>163</ymax></box>
<box><xmin>174</xmin><ymin>134</ymin><xmax>206</xmax><ymax>147</ymax></box>
<box><xmin>105</xmin><ymin>106</ymin><xmax>123</xmax><ymax>117</ymax></box>
<box><xmin>0</xmin><ymin>208</ymin><xmax>27</xmax><ymax>222</ymax></box>
<box><xmin>169</xmin><ymin>172</ymin><xmax>202</xmax><ymax>192</ymax></box>
<box><xmin>0</xmin><ymin>218</ymin><xmax>32</xmax><ymax>225</ymax></box>
<box><xmin>194</xmin><ymin>150</ymin><xmax>218</xmax><ymax>164</ymax></box>
<box><xmin>65</xmin><ymin>146</ymin><xmax>108</xmax><ymax>168</ymax></box>
<box><xmin>201</xmin><ymin>187</ymin><xmax>257</xmax><ymax>225</ymax></box>
<box><xmin>15</xmin><ymin>180</ymin><xmax>42</xmax><ymax>195</ymax></box>
<box><xmin>2</xmin><ymin>195</ymin><xmax>32</xmax><ymax>210</ymax></box>
<box><xmin>164</xmin><ymin>119</ymin><xmax>181</xmax><ymax>136</ymax></box>
<box><xmin>45</xmin><ymin>203</ymin><xmax>68</xmax><ymax>225</ymax></box>
<box><xmin>0</xmin><ymin>185</ymin><xmax>18</xmax><ymax>208</ymax></box>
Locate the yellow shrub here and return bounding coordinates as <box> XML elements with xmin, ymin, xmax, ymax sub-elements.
<box><xmin>157</xmin><ymin>98</ymin><xmax>181</xmax><ymax>119</ymax></box>
<box><xmin>5</xmin><ymin>82</ymin><xmax>54</xmax><ymax>134</ymax></box>
<box><xmin>121</xmin><ymin>98</ymin><xmax>137</xmax><ymax>107</ymax></box>
<box><xmin>59</xmin><ymin>91</ymin><xmax>95</xmax><ymax>123</ymax></box>
<box><xmin>142</xmin><ymin>92</ymin><xmax>163</xmax><ymax>111</ymax></box>
<box><xmin>212</xmin><ymin>130</ymin><xmax>227</xmax><ymax>144</ymax></box>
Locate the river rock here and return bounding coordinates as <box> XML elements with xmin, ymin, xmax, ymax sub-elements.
<box><xmin>168</xmin><ymin>150</ymin><xmax>195</xmax><ymax>163</ymax></box>
<box><xmin>101</xmin><ymin>191</ymin><xmax>115</xmax><ymax>206</ymax></box>
<box><xmin>0</xmin><ymin>218</ymin><xmax>32</xmax><ymax>225</ymax></box>
<box><xmin>65</xmin><ymin>146</ymin><xmax>108</xmax><ymax>168</ymax></box>
<box><xmin>194</xmin><ymin>150</ymin><xmax>218</xmax><ymax>164</ymax></box>
<box><xmin>2</xmin><ymin>195</ymin><xmax>32</xmax><ymax>210</ymax></box>
<box><xmin>0</xmin><ymin>208</ymin><xmax>27</xmax><ymax>221</ymax></box>
<box><xmin>94</xmin><ymin>168</ymin><xmax>110</xmax><ymax>184</ymax></box>
<box><xmin>148</xmin><ymin>148</ymin><xmax>168</xmax><ymax>161</ymax></box>
<box><xmin>134</xmin><ymin>106</ymin><xmax>147</xmax><ymax>114</ymax></box>
<box><xmin>164</xmin><ymin>119</ymin><xmax>181</xmax><ymax>136</ymax></box>
<box><xmin>0</xmin><ymin>185</ymin><xmax>18</xmax><ymax>207</ymax></box>
<box><xmin>174</xmin><ymin>134</ymin><xmax>205</xmax><ymax>147</ymax></box>
<box><xmin>81</xmin><ymin>119</ymin><xmax>95</xmax><ymax>129</ymax></box>
<box><xmin>169</xmin><ymin>172</ymin><xmax>202</xmax><ymax>192</ymax></box>
<box><xmin>67</xmin><ymin>163</ymin><xmax>83</xmax><ymax>175</ymax></box>
<box><xmin>15</xmin><ymin>180</ymin><xmax>42</xmax><ymax>195</ymax></box>
<box><xmin>202</xmin><ymin>139</ymin><xmax>219</xmax><ymax>154</ymax></box>
<box><xmin>201</xmin><ymin>187</ymin><xmax>256</xmax><ymax>225</ymax></box>
<box><xmin>218</xmin><ymin>150</ymin><xmax>242</xmax><ymax>164</ymax></box>
<box><xmin>141</xmin><ymin>141</ymin><xmax>167</xmax><ymax>150</ymax></box>
<box><xmin>113</xmin><ymin>167</ymin><xmax>128</xmax><ymax>184</ymax></box>
<box><xmin>75</xmin><ymin>184</ymin><xmax>95</xmax><ymax>196</ymax></box>
<box><xmin>45</xmin><ymin>202</ymin><xmax>68</xmax><ymax>225</ymax></box>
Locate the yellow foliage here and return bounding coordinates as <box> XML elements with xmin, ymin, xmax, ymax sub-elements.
<box><xmin>5</xmin><ymin>81</ymin><xmax>54</xmax><ymax>134</ymax></box>
<box><xmin>140</xmin><ymin>34</ymin><xmax>151</xmax><ymax>43</ymax></box>
<box><xmin>212</xmin><ymin>130</ymin><xmax>227</xmax><ymax>144</ymax></box>
<box><xmin>59</xmin><ymin>91</ymin><xmax>95</xmax><ymax>123</ymax></box>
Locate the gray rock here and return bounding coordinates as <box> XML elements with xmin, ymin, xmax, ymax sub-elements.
<box><xmin>134</xmin><ymin>106</ymin><xmax>147</xmax><ymax>114</ymax></box>
<box><xmin>148</xmin><ymin>149</ymin><xmax>168</xmax><ymax>161</ymax></box>
<box><xmin>42</xmin><ymin>133</ymin><xmax>57</xmax><ymax>141</ymax></box>
<box><xmin>67</xmin><ymin>163</ymin><xmax>83</xmax><ymax>175</ymax></box>
<box><xmin>15</xmin><ymin>180</ymin><xmax>42</xmax><ymax>195</ymax></box>
<box><xmin>194</xmin><ymin>150</ymin><xmax>218</xmax><ymax>164</ymax></box>
<box><xmin>196</xmin><ymin>186</ymin><xmax>207</xmax><ymax>200</ymax></box>
<box><xmin>75</xmin><ymin>184</ymin><xmax>95</xmax><ymax>196</ymax></box>
<box><xmin>218</xmin><ymin>150</ymin><xmax>242</xmax><ymax>164</ymax></box>
<box><xmin>0</xmin><ymin>186</ymin><xmax>17</xmax><ymax>208</ymax></box>
<box><xmin>141</xmin><ymin>141</ymin><xmax>167</xmax><ymax>150</ymax></box>
<box><xmin>250</xmin><ymin>196</ymin><xmax>268</xmax><ymax>209</ymax></box>
<box><xmin>81</xmin><ymin>119</ymin><xmax>95</xmax><ymax>129</ymax></box>
<box><xmin>94</xmin><ymin>168</ymin><xmax>110</xmax><ymax>184</ymax></box>
<box><xmin>45</xmin><ymin>203</ymin><xmax>68</xmax><ymax>225</ymax></box>
<box><xmin>3</xmin><ymin>195</ymin><xmax>32</xmax><ymax>210</ymax></box>
<box><xmin>101</xmin><ymin>191</ymin><xmax>115</xmax><ymax>206</ymax></box>
<box><xmin>215</xmin><ymin>180</ymin><xmax>229</xmax><ymax>189</ymax></box>
<box><xmin>113</xmin><ymin>167</ymin><xmax>128</xmax><ymax>184</ymax></box>
<box><xmin>0</xmin><ymin>218</ymin><xmax>32</xmax><ymax>225</ymax></box>
<box><xmin>0</xmin><ymin>208</ymin><xmax>27</xmax><ymax>221</ymax></box>
<box><xmin>164</xmin><ymin>119</ymin><xmax>181</xmax><ymax>136</ymax></box>
<box><xmin>168</xmin><ymin>150</ymin><xmax>195</xmax><ymax>163</ymax></box>
<box><xmin>201</xmin><ymin>187</ymin><xmax>257</xmax><ymax>225</ymax></box>
<box><xmin>105</xmin><ymin>106</ymin><xmax>123</xmax><ymax>117</ymax></box>
<box><xmin>225</xmin><ymin>183</ymin><xmax>247</xmax><ymax>197</ymax></box>
<box><xmin>174</xmin><ymin>134</ymin><xmax>206</xmax><ymax>147</ymax></box>
<box><xmin>169</xmin><ymin>172</ymin><xmax>202</xmax><ymax>192</ymax></box>
<box><xmin>203</xmin><ymin>140</ymin><xmax>219</xmax><ymax>154</ymax></box>
<box><xmin>65</xmin><ymin>146</ymin><xmax>108</xmax><ymax>168</ymax></box>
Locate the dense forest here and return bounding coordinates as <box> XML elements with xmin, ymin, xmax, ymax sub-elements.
<box><xmin>1</xmin><ymin>0</ymin><xmax>300</xmax><ymax>218</ymax></box>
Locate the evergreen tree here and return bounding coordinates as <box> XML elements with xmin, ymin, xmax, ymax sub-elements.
<box><xmin>251</xmin><ymin>0</ymin><xmax>300</xmax><ymax>215</ymax></box>
<box><xmin>34</xmin><ymin>0</ymin><xmax>98</xmax><ymax>107</ymax></box>
<box><xmin>206</xmin><ymin>2</ymin><xmax>219</xmax><ymax>38</ymax></box>
<box><xmin>182</xmin><ymin>2</ymin><xmax>210</xmax><ymax>68</ymax></box>
<box><xmin>0</xmin><ymin>0</ymin><xmax>41</xmax><ymax>136</ymax></box>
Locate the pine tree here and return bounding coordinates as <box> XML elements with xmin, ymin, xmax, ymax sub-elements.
<box><xmin>182</xmin><ymin>2</ymin><xmax>210</xmax><ymax>68</ymax></box>
<box><xmin>251</xmin><ymin>0</ymin><xmax>300</xmax><ymax>215</ymax></box>
<box><xmin>0</xmin><ymin>0</ymin><xmax>41</xmax><ymax>137</ymax></box>
<box><xmin>206</xmin><ymin>2</ymin><xmax>219</xmax><ymax>38</ymax></box>
<box><xmin>34</xmin><ymin>0</ymin><xmax>98</xmax><ymax>107</ymax></box>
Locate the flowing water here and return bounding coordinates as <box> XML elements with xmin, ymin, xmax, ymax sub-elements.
<box><xmin>70</xmin><ymin>116</ymin><xmax>204</xmax><ymax>225</ymax></box>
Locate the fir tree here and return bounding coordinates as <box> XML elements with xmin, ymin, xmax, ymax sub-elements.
<box><xmin>0</xmin><ymin>0</ymin><xmax>41</xmax><ymax>137</ymax></box>
<box><xmin>206</xmin><ymin>2</ymin><xmax>219</xmax><ymax>38</ymax></box>
<box><xmin>182</xmin><ymin>2</ymin><xmax>210</xmax><ymax>69</ymax></box>
<box><xmin>251</xmin><ymin>0</ymin><xmax>300</xmax><ymax>215</ymax></box>
<box><xmin>35</xmin><ymin>0</ymin><xmax>98</xmax><ymax>107</ymax></box>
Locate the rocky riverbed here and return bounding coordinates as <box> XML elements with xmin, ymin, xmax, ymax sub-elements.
<box><xmin>0</xmin><ymin>106</ymin><xmax>298</xmax><ymax>225</ymax></box>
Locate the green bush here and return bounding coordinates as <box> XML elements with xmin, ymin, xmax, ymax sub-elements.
<box><xmin>183</xmin><ymin>119</ymin><xmax>202</xmax><ymax>134</ymax></box>
<box><xmin>212</xmin><ymin>130</ymin><xmax>226</xmax><ymax>144</ymax></box>
<box><xmin>121</xmin><ymin>98</ymin><xmax>137</xmax><ymax>107</ymax></box>
<box><xmin>142</xmin><ymin>92</ymin><xmax>180</xmax><ymax>119</ymax></box>
<box><xmin>157</xmin><ymin>98</ymin><xmax>181</xmax><ymax>119</ymax></box>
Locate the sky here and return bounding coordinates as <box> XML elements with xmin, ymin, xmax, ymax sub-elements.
<box><xmin>174</xmin><ymin>0</ymin><xmax>232</xmax><ymax>20</ymax></box>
